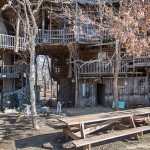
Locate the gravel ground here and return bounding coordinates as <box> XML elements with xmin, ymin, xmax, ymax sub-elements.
<box><xmin>0</xmin><ymin>106</ymin><xmax>150</xmax><ymax>150</ymax></box>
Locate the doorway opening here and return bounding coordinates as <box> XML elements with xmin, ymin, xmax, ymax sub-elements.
<box><xmin>97</xmin><ymin>83</ymin><xmax>105</xmax><ymax>105</ymax></box>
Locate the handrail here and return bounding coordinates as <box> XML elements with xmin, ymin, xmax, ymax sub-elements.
<box><xmin>0</xmin><ymin>27</ymin><xmax>113</xmax><ymax>51</ymax></box>
<box><xmin>37</xmin><ymin>28</ymin><xmax>75</xmax><ymax>44</ymax></box>
<box><xmin>0</xmin><ymin>34</ymin><xmax>26</xmax><ymax>51</ymax></box>
<box><xmin>80</xmin><ymin>60</ymin><xmax>127</xmax><ymax>75</ymax></box>
<box><xmin>0</xmin><ymin>65</ymin><xmax>16</xmax><ymax>74</ymax></box>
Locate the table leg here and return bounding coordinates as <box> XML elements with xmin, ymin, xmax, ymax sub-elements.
<box><xmin>83</xmin><ymin>144</ymin><xmax>91</xmax><ymax>150</ymax></box>
<box><xmin>128</xmin><ymin>116</ymin><xmax>142</xmax><ymax>140</ymax></box>
<box><xmin>80</xmin><ymin>123</ymin><xmax>86</xmax><ymax>138</ymax></box>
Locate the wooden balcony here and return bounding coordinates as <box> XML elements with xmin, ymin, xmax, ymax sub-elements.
<box><xmin>0</xmin><ymin>34</ymin><xmax>26</xmax><ymax>51</ymax></box>
<box><xmin>127</xmin><ymin>54</ymin><xmax>150</xmax><ymax>68</ymax></box>
<box><xmin>37</xmin><ymin>28</ymin><xmax>113</xmax><ymax>45</ymax></box>
<box><xmin>37</xmin><ymin>28</ymin><xmax>75</xmax><ymax>45</ymax></box>
<box><xmin>0</xmin><ymin>65</ymin><xmax>19</xmax><ymax>78</ymax></box>
<box><xmin>79</xmin><ymin>60</ymin><xmax>127</xmax><ymax>76</ymax></box>
<box><xmin>0</xmin><ymin>28</ymin><xmax>113</xmax><ymax>51</ymax></box>
<box><xmin>79</xmin><ymin>29</ymin><xmax>113</xmax><ymax>43</ymax></box>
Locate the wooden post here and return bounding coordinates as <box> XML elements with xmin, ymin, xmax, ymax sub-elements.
<box><xmin>83</xmin><ymin>144</ymin><xmax>91</xmax><ymax>150</ymax></box>
<box><xmin>80</xmin><ymin>123</ymin><xmax>85</xmax><ymax>138</ymax></box>
<box><xmin>68</xmin><ymin>52</ymin><xmax>72</xmax><ymax>78</ymax></box>
<box><xmin>35</xmin><ymin>57</ymin><xmax>37</xmax><ymax>90</ymax></box>
<box><xmin>49</xmin><ymin>16</ymin><xmax>52</xmax><ymax>43</ymax></box>
<box><xmin>128</xmin><ymin>116</ymin><xmax>141</xmax><ymax>140</ymax></box>
<box><xmin>42</xmin><ymin>6</ymin><xmax>45</xmax><ymax>41</ymax></box>
<box><xmin>75</xmin><ymin>0</ymin><xmax>79</xmax><ymax>41</ymax></box>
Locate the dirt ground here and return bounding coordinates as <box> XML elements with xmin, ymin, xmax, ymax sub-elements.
<box><xmin>0</xmin><ymin>106</ymin><xmax>150</xmax><ymax>150</ymax></box>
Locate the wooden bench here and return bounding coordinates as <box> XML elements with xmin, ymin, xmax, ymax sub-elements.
<box><xmin>72</xmin><ymin>125</ymin><xmax>150</xmax><ymax>150</ymax></box>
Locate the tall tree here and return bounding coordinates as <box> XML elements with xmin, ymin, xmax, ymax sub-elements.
<box><xmin>9</xmin><ymin>0</ymin><xmax>44</xmax><ymax>129</ymax></box>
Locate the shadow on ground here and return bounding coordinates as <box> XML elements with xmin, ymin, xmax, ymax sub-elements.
<box><xmin>15</xmin><ymin>132</ymin><xmax>79</xmax><ymax>150</ymax></box>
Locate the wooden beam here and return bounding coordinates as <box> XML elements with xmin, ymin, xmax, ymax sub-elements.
<box><xmin>72</xmin><ymin>126</ymin><xmax>150</xmax><ymax>148</ymax></box>
<box><xmin>76</xmin><ymin>119</ymin><xmax>119</xmax><ymax>136</ymax></box>
<box><xmin>127</xmin><ymin>116</ymin><xmax>141</xmax><ymax>140</ymax></box>
<box><xmin>111</xmin><ymin>122</ymin><xmax>130</xmax><ymax>130</ymax></box>
<box><xmin>63</xmin><ymin>128</ymin><xmax>80</xmax><ymax>140</ymax></box>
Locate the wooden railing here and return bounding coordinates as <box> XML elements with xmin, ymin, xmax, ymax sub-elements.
<box><xmin>134</xmin><ymin>55</ymin><xmax>150</xmax><ymax>67</ymax></box>
<box><xmin>0</xmin><ymin>65</ymin><xmax>16</xmax><ymax>74</ymax></box>
<box><xmin>80</xmin><ymin>60</ymin><xmax>127</xmax><ymax>75</ymax></box>
<box><xmin>0</xmin><ymin>28</ymin><xmax>113</xmax><ymax>50</ymax></box>
<box><xmin>0</xmin><ymin>34</ymin><xmax>26</xmax><ymax>51</ymax></box>
<box><xmin>37</xmin><ymin>28</ymin><xmax>113</xmax><ymax>44</ymax></box>
<box><xmin>79</xmin><ymin>29</ymin><xmax>113</xmax><ymax>43</ymax></box>
<box><xmin>127</xmin><ymin>54</ymin><xmax>150</xmax><ymax>68</ymax></box>
<box><xmin>37</xmin><ymin>28</ymin><xmax>75</xmax><ymax>44</ymax></box>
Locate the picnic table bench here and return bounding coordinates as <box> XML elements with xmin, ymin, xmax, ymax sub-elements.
<box><xmin>59</xmin><ymin>107</ymin><xmax>150</xmax><ymax>150</ymax></box>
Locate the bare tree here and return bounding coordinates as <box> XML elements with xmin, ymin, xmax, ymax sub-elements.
<box><xmin>8</xmin><ymin>0</ymin><xmax>44</xmax><ymax>129</ymax></box>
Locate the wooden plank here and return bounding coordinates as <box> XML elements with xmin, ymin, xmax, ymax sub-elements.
<box><xmin>76</xmin><ymin>119</ymin><xmax>119</xmax><ymax>136</ymax></box>
<box><xmin>111</xmin><ymin>122</ymin><xmax>130</xmax><ymax>130</ymax></box>
<box><xmin>59</xmin><ymin>108</ymin><xmax>150</xmax><ymax>126</ymax></box>
<box><xmin>63</xmin><ymin>128</ymin><xmax>80</xmax><ymax>140</ymax></box>
<box><xmin>71</xmin><ymin>124</ymin><xmax>81</xmax><ymax>129</ymax></box>
<box><xmin>133</xmin><ymin>116</ymin><xmax>150</xmax><ymax>122</ymax></box>
<box><xmin>127</xmin><ymin>116</ymin><xmax>140</xmax><ymax>140</ymax></box>
<box><xmin>59</xmin><ymin>113</ymin><xmax>132</xmax><ymax>125</ymax></box>
<box><xmin>72</xmin><ymin>125</ymin><xmax>150</xmax><ymax>147</ymax></box>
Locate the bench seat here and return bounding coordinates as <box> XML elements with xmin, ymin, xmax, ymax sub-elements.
<box><xmin>72</xmin><ymin>125</ymin><xmax>150</xmax><ymax>150</ymax></box>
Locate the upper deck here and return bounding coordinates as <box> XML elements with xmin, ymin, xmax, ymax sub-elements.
<box><xmin>0</xmin><ymin>28</ymin><xmax>113</xmax><ymax>51</ymax></box>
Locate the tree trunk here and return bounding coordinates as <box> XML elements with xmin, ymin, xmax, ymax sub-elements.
<box><xmin>74</xmin><ymin>62</ymin><xmax>78</xmax><ymax>108</ymax></box>
<box><xmin>43</xmin><ymin>75</ymin><xmax>47</xmax><ymax>97</ymax></box>
<box><xmin>113</xmin><ymin>39</ymin><xmax>121</xmax><ymax>111</ymax></box>
<box><xmin>29</xmin><ymin>42</ymin><xmax>39</xmax><ymax>129</ymax></box>
<box><xmin>15</xmin><ymin>15</ymin><xmax>20</xmax><ymax>52</ymax></box>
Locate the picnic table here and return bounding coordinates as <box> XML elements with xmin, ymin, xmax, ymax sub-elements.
<box><xmin>59</xmin><ymin>107</ymin><xmax>150</xmax><ymax>150</ymax></box>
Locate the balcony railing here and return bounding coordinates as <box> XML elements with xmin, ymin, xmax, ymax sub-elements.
<box><xmin>0</xmin><ymin>28</ymin><xmax>113</xmax><ymax>51</ymax></box>
<box><xmin>0</xmin><ymin>65</ymin><xmax>19</xmax><ymax>78</ymax></box>
<box><xmin>79</xmin><ymin>29</ymin><xmax>113</xmax><ymax>43</ymax></box>
<box><xmin>79</xmin><ymin>60</ymin><xmax>127</xmax><ymax>76</ymax></box>
<box><xmin>37</xmin><ymin>28</ymin><xmax>75</xmax><ymax>45</ymax></box>
<box><xmin>0</xmin><ymin>34</ymin><xmax>26</xmax><ymax>51</ymax></box>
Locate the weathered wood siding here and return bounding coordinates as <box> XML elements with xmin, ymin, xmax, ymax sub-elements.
<box><xmin>58</xmin><ymin>78</ymin><xmax>75</xmax><ymax>105</ymax></box>
<box><xmin>3</xmin><ymin>79</ymin><xmax>14</xmax><ymax>94</ymax></box>
<box><xmin>78</xmin><ymin>77</ymin><xmax>149</xmax><ymax>108</ymax></box>
<box><xmin>2</xmin><ymin>52</ymin><xmax>15</xmax><ymax>93</ymax></box>
<box><xmin>104</xmin><ymin>77</ymin><xmax>149</xmax><ymax>108</ymax></box>
<box><xmin>78</xmin><ymin>79</ymin><xmax>96</xmax><ymax>107</ymax></box>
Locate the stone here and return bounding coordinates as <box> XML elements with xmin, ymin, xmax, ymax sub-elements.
<box><xmin>4</xmin><ymin>109</ymin><xmax>18</xmax><ymax>113</ymax></box>
<box><xmin>0</xmin><ymin>120</ymin><xmax>5</xmax><ymax>125</ymax></box>
<box><xmin>42</xmin><ymin>143</ymin><xmax>53</xmax><ymax>149</ymax></box>
<box><xmin>37</xmin><ymin>107</ymin><xmax>50</xmax><ymax>114</ymax></box>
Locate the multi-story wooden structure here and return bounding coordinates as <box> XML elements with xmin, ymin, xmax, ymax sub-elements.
<box><xmin>0</xmin><ymin>0</ymin><xmax>149</xmax><ymax>109</ymax></box>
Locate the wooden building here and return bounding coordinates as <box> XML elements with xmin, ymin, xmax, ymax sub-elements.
<box><xmin>0</xmin><ymin>0</ymin><xmax>149</xmax><ymax>109</ymax></box>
